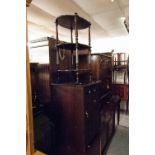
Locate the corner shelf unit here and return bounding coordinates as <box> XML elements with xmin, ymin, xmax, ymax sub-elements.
<box><xmin>55</xmin><ymin>13</ymin><xmax>91</xmax><ymax>83</ymax></box>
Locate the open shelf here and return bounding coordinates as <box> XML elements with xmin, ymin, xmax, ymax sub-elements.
<box><xmin>57</xmin><ymin>69</ymin><xmax>90</xmax><ymax>72</ymax></box>
<box><xmin>55</xmin><ymin>13</ymin><xmax>91</xmax><ymax>83</ymax></box>
<box><xmin>56</xmin><ymin>43</ymin><xmax>90</xmax><ymax>50</ymax></box>
<box><xmin>56</xmin><ymin>14</ymin><xmax>91</xmax><ymax>29</ymax></box>
<box><xmin>113</xmin><ymin>65</ymin><xmax>128</xmax><ymax>70</ymax></box>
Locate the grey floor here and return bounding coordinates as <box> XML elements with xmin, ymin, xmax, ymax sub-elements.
<box><xmin>106</xmin><ymin>102</ymin><xmax>129</xmax><ymax>155</ymax></box>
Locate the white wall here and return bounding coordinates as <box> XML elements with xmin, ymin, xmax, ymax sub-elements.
<box><xmin>91</xmin><ymin>36</ymin><xmax>129</xmax><ymax>53</ymax></box>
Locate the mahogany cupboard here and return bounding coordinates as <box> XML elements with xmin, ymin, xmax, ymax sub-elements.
<box><xmin>51</xmin><ymin>81</ymin><xmax>101</xmax><ymax>155</ymax></box>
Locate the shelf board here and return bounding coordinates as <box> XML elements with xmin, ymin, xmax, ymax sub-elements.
<box><xmin>56</xmin><ymin>15</ymin><xmax>91</xmax><ymax>29</ymax></box>
<box><xmin>56</xmin><ymin>43</ymin><xmax>90</xmax><ymax>50</ymax></box>
<box><xmin>57</xmin><ymin>69</ymin><xmax>90</xmax><ymax>72</ymax></box>
<box><xmin>113</xmin><ymin>65</ymin><xmax>128</xmax><ymax>70</ymax></box>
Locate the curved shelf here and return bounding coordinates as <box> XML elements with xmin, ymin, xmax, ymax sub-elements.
<box><xmin>56</xmin><ymin>43</ymin><xmax>90</xmax><ymax>50</ymax></box>
<box><xmin>56</xmin><ymin>15</ymin><xmax>91</xmax><ymax>30</ymax></box>
<box><xmin>57</xmin><ymin>69</ymin><xmax>90</xmax><ymax>72</ymax></box>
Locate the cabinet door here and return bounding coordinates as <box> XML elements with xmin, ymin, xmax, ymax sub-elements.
<box><xmin>84</xmin><ymin>84</ymin><xmax>100</xmax><ymax>148</ymax></box>
<box><xmin>123</xmin><ymin>85</ymin><xmax>129</xmax><ymax>100</ymax></box>
<box><xmin>119</xmin><ymin>86</ymin><xmax>124</xmax><ymax>98</ymax></box>
<box><xmin>87</xmin><ymin>135</ymin><xmax>100</xmax><ymax>155</ymax></box>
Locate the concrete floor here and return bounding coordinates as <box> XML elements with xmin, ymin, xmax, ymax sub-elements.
<box><xmin>106</xmin><ymin>111</ymin><xmax>129</xmax><ymax>155</ymax></box>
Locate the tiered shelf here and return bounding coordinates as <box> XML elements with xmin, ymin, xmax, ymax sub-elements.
<box><xmin>55</xmin><ymin>13</ymin><xmax>91</xmax><ymax>83</ymax></box>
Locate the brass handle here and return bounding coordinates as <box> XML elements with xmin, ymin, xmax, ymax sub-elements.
<box><xmin>88</xmin><ymin>90</ymin><xmax>91</xmax><ymax>94</ymax></box>
<box><xmin>85</xmin><ymin>111</ymin><xmax>89</xmax><ymax>118</ymax></box>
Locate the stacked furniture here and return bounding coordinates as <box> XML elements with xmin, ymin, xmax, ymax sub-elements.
<box><xmin>29</xmin><ymin>13</ymin><xmax>118</xmax><ymax>155</ymax></box>
<box><xmin>51</xmin><ymin>13</ymin><xmax>102</xmax><ymax>155</ymax></box>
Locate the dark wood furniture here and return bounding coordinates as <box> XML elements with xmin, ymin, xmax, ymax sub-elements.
<box><xmin>29</xmin><ymin>14</ymin><xmax>118</xmax><ymax>155</ymax></box>
<box><xmin>112</xmin><ymin>53</ymin><xmax>129</xmax><ymax>113</ymax></box>
<box><xmin>49</xmin><ymin>14</ymin><xmax>117</xmax><ymax>155</ymax></box>
<box><xmin>91</xmin><ymin>53</ymin><xmax>112</xmax><ymax>92</ymax></box>
<box><xmin>90</xmin><ymin>53</ymin><xmax>121</xmax><ymax>123</ymax></box>
<box><xmin>112</xmin><ymin>84</ymin><xmax>129</xmax><ymax>112</ymax></box>
<box><xmin>30</xmin><ymin>63</ymin><xmax>51</xmax><ymax>106</ymax></box>
<box><xmin>51</xmin><ymin>81</ymin><xmax>101</xmax><ymax>155</ymax></box>
<box><xmin>54</xmin><ymin>13</ymin><xmax>92</xmax><ymax>83</ymax></box>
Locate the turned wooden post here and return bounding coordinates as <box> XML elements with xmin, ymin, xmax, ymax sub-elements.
<box><xmin>74</xmin><ymin>13</ymin><xmax>79</xmax><ymax>83</ymax></box>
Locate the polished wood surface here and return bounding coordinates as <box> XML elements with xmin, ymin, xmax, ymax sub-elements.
<box><xmin>112</xmin><ymin>84</ymin><xmax>128</xmax><ymax>101</ymax></box>
<box><xmin>56</xmin><ymin>14</ymin><xmax>91</xmax><ymax>30</ymax></box>
<box><xmin>99</xmin><ymin>92</ymin><xmax>116</xmax><ymax>154</ymax></box>
<box><xmin>51</xmin><ymin>81</ymin><xmax>101</xmax><ymax>155</ymax></box>
<box><xmin>91</xmin><ymin>53</ymin><xmax>112</xmax><ymax>92</ymax></box>
<box><xmin>112</xmin><ymin>84</ymin><xmax>129</xmax><ymax>112</ymax></box>
<box><xmin>30</xmin><ymin>64</ymin><xmax>51</xmax><ymax>105</ymax></box>
<box><xmin>38</xmin><ymin>64</ymin><xmax>51</xmax><ymax>104</ymax></box>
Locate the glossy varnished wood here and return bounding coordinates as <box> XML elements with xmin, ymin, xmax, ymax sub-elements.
<box><xmin>51</xmin><ymin>81</ymin><xmax>101</xmax><ymax>155</ymax></box>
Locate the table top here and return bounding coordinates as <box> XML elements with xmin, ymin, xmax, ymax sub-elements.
<box><xmin>56</xmin><ymin>14</ymin><xmax>91</xmax><ymax>29</ymax></box>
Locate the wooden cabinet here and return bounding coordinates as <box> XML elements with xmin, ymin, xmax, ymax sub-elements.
<box><xmin>112</xmin><ymin>53</ymin><xmax>129</xmax><ymax>112</ymax></box>
<box><xmin>91</xmin><ymin>53</ymin><xmax>112</xmax><ymax>93</ymax></box>
<box><xmin>99</xmin><ymin>92</ymin><xmax>116</xmax><ymax>154</ymax></box>
<box><xmin>112</xmin><ymin>84</ymin><xmax>129</xmax><ymax>112</ymax></box>
<box><xmin>112</xmin><ymin>84</ymin><xmax>128</xmax><ymax>100</ymax></box>
<box><xmin>51</xmin><ymin>81</ymin><xmax>101</xmax><ymax>155</ymax></box>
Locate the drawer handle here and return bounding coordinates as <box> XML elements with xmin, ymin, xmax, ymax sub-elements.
<box><xmin>88</xmin><ymin>90</ymin><xmax>91</xmax><ymax>94</ymax></box>
<box><xmin>85</xmin><ymin>111</ymin><xmax>89</xmax><ymax>118</ymax></box>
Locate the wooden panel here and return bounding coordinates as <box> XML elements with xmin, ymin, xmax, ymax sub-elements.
<box><xmin>91</xmin><ymin>54</ymin><xmax>112</xmax><ymax>92</ymax></box>
<box><xmin>38</xmin><ymin>64</ymin><xmax>51</xmax><ymax>104</ymax></box>
<box><xmin>30</xmin><ymin>63</ymin><xmax>51</xmax><ymax>105</ymax></box>
<box><xmin>51</xmin><ymin>84</ymin><xmax>85</xmax><ymax>151</ymax></box>
<box><xmin>57</xmin><ymin>135</ymin><xmax>100</xmax><ymax>155</ymax></box>
<box><xmin>51</xmin><ymin>82</ymin><xmax>101</xmax><ymax>154</ymax></box>
<box><xmin>112</xmin><ymin>84</ymin><xmax>128</xmax><ymax>101</ymax></box>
